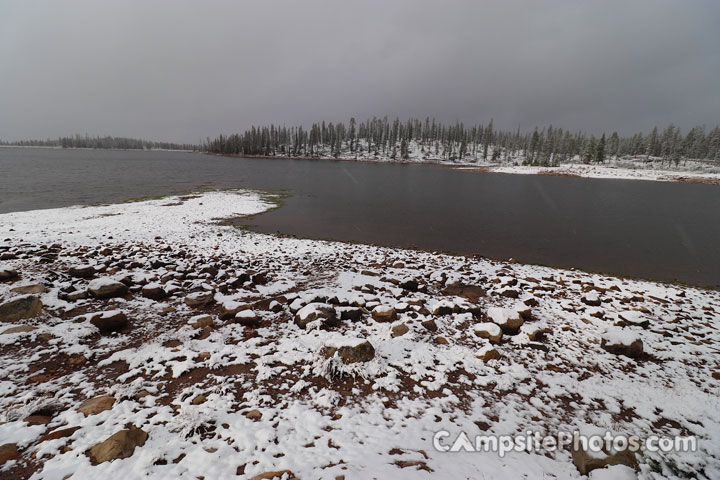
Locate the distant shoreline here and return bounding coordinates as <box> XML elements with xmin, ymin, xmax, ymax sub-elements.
<box><xmin>209</xmin><ymin>152</ymin><xmax>720</xmax><ymax>185</ymax></box>
<box><xmin>0</xmin><ymin>145</ymin><xmax>197</xmax><ymax>153</ymax></box>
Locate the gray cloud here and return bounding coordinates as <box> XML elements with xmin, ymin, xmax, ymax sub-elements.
<box><xmin>1</xmin><ymin>0</ymin><xmax>718</xmax><ymax>143</ymax></box>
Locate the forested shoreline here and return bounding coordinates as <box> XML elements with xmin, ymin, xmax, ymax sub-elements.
<box><xmin>0</xmin><ymin>134</ymin><xmax>198</xmax><ymax>151</ymax></box>
<box><xmin>205</xmin><ymin>117</ymin><xmax>720</xmax><ymax>166</ymax></box>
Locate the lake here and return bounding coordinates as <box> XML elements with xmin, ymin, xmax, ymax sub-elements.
<box><xmin>1</xmin><ymin>147</ymin><xmax>718</xmax><ymax>287</ymax></box>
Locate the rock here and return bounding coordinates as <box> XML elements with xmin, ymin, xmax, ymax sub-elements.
<box><xmin>519</xmin><ymin>323</ymin><xmax>551</xmax><ymax>341</ymax></box>
<box><xmin>398</xmin><ymin>278</ymin><xmax>419</xmax><ymax>291</ymax></box>
<box><xmin>250</xmin><ymin>471</ymin><xmax>296</xmax><ymax>480</ymax></box>
<box><xmin>572</xmin><ymin>435</ymin><xmax>636</xmax><ymax>475</ymax></box>
<box><xmin>323</xmin><ymin>339</ymin><xmax>375</xmax><ymax>364</ymax></box>
<box><xmin>90</xmin><ymin>310</ymin><xmax>128</xmax><ymax>333</ymax></box>
<box><xmin>244</xmin><ymin>409</ymin><xmax>262</xmax><ymax>421</ymax></box>
<box><xmin>78</xmin><ymin>396</ymin><xmax>116</xmax><ymax>416</ymax></box>
<box><xmin>88</xmin><ymin>278</ymin><xmax>128</xmax><ymax>299</ymax></box>
<box><xmin>67</xmin><ymin>289</ymin><xmax>88</xmax><ymax>301</ymax></box>
<box><xmin>295</xmin><ymin>303</ymin><xmax>338</xmax><ymax>329</ymax></box>
<box><xmin>141</xmin><ymin>283</ymin><xmax>166</xmax><ymax>300</ymax></box>
<box><xmin>391</xmin><ymin>323</ymin><xmax>410</xmax><ymax>337</ymax></box>
<box><xmin>24</xmin><ymin>415</ymin><xmax>51</xmax><ymax>425</ymax></box>
<box><xmin>487</xmin><ymin>307</ymin><xmax>523</xmax><ymax>334</ymax></box>
<box><xmin>236</xmin><ymin>309</ymin><xmax>260</xmax><ymax>327</ymax></box>
<box><xmin>221</xmin><ymin>300</ymin><xmax>245</xmax><ymax>319</ymax></box>
<box><xmin>86</xmin><ymin>427</ymin><xmax>148</xmax><ymax>464</ymax></box>
<box><xmin>588</xmin><ymin>465</ymin><xmax>637</xmax><ymax>479</ymax></box>
<box><xmin>601</xmin><ymin>330</ymin><xmax>644</xmax><ymax>358</ymax></box>
<box><xmin>435</xmin><ymin>336</ymin><xmax>449</xmax><ymax>345</ymax></box>
<box><xmin>0</xmin><ymin>267</ymin><xmax>19</xmax><ymax>281</ymax></box>
<box><xmin>421</xmin><ymin>319</ymin><xmax>438</xmax><ymax>332</ymax></box>
<box><xmin>371</xmin><ymin>305</ymin><xmax>396</xmax><ymax>322</ymax></box>
<box><xmin>431</xmin><ymin>300</ymin><xmax>455</xmax><ymax>316</ymax></box>
<box><xmin>477</xmin><ymin>344</ymin><xmax>501</xmax><ymax>362</ymax></box>
<box><xmin>191</xmin><ymin>395</ymin><xmax>207</xmax><ymax>405</ymax></box>
<box><xmin>195</xmin><ymin>352</ymin><xmax>211</xmax><ymax>362</ymax></box>
<box><xmin>0</xmin><ymin>295</ymin><xmax>42</xmax><ymax>323</ymax></box>
<box><xmin>582</xmin><ymin>291</ymin><xmax>602</xmax><ymax>307</ymax></box>
<box><xmin>185</xmin><ymin>291</ymin><xmax>214</xmax><ymax>308</ymax></box>
<box><xmin>189</xmin><ymin>314</ymin><xmax>213</xmax><ymax>329</ymax></box>
<box><xmin>2</xmin><ymin>325</ymin><xmax>37</xmax><ymax>334</ymax></box>
<box><xmin>68</xmin><ymin>265</ymin><xmax>96</xmax><ymax>279</ymax></box>
<box><xmin>269</xmin><ymin>300</ymin><xmax>283</xmax><ymax>313</ymax></box>
<box><xmin>39</xmin><ymin>426</ymin><xmax>81</xmax><ymax>443</ymax></box>
<box><xmin>11</xmin><ymin>283</ymin><xmax>47</xmax><ymax>295</ymax></box>
<box><xmin>0</xmin><ymin>443</ymin><xmax>19</xmax><ymax>465</ymax></box>
<box><xmin>615</xmin><ymin>311</ymin><xmax>650</xmax><ymax>329</ymax></box>
<box><xmin>339</xmin><ymin>307</ymin><xmax>363</xmax><ymax>321</ymax></box>
<box><xmin>473</xmin><ymin>322</ymin><xmax>503</xmax><ymax>344</ymax></box>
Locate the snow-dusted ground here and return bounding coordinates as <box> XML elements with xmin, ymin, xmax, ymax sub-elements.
<box><xmin>0</xmin><ymin>191</ymin><xmax>718</xmax><ymax>479</ymax></box>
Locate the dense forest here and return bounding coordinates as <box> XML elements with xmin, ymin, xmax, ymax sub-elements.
<box><xmin>0</xmin><ymin>134</ymin><xmax>198</xmax><ymax>151</ymax></box>
<box><xmin>205</xmin><ymin>117</ymin><xmax>720</xmax><ymax>166</ymax></box>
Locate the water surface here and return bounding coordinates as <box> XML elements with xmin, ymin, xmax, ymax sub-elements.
<box><xmin>1</xmin><ymin>147</ymin><xmax>718</xmax><ymax>287</ymax></box>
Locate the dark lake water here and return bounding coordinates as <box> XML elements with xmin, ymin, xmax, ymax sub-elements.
<box><xmin>1</xmin><ymin>147</ymin><xmax>718</xmax><ymax>287</ymax></box>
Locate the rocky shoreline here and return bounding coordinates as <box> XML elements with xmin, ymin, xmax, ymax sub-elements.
<box><xmin>0</xmin><ymin>191</ymin><xmax>718</xmax><ymax>479</ymax></box>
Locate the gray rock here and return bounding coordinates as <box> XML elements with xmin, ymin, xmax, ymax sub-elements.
<box><xmin>0</xmin><ymin>295</ymin><xmax>42</xmax><ymax>323</ymax></box>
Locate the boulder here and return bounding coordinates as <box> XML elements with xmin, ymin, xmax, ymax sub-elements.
<box><xmin>11</xmin><ymin>283</ymin><xmax>47</xmax><ymax>295</ymax></box>
<box><xmin>86</xmin><ymin>427</ymin><xmax>148</xmax><ymax>464</ymax></box>
<box><xmin>90</xmin><ymin>310</ymin><xmax>128</xmax><ymax>333</ymax></box>
<box><xmin>235</xmin><ymin>309</ymin><xmax>260</xmax><ymax>327</ymax></box>
<box><xmin>572</xmin><ymin>436</ymin><xmax>637</xmax><ymax>475</ymax></box>
<box><xmin>431</xmin><ymin>300</ymin><xmax>455</xmax><ymax>316</ymax></box>
<box><xmin>141</xmin><ymin>283</ymin><xmax>166</xmax><ymax>300</ymax></box>
<box><xmin>88</xmin><ymin>278</ymin><xmax>128</xmax><ymax>299</ymax></box>
<box><xmin>371</xmin><ymin>305</ymin><xmax>396</xmax><ymax>322</ymax></box>
<box><xmin>2</xmin><ymin>324</ymin><xmax>37</xmax><ymax>335</ymax></box>
<box><xmin>244</xmin><ymin>409</ymin><xmax>262</xmax><ymax>421</ymax></box>
<box><xmin>250</xmin><ymin>471</ymin><xmax>297</xmax><ymax>480</ymax></box>
<box><xmin>189</xmin><ymin>314</ymin><xmax>213</xmax><ymax>329</ymax></box>
<box><xmin>398</xmin><ymin>278</ymin><xmax>419</xmax><ymax>291</ymax></box>
<box><xmin>323</xmin><ymin>339</ymin><xmax>375</xmax><ymax>364</ymax></box>
<box><xmin>185</xmin><ymin>291</ymin><xmax>214</xmax><ymax>308</ymax></box>
<box><xmin>0</xmin><ymin>443</ymin><xmax>19</xmax><ymax>465</ymax></box>
<box><xmin>601</xmin><ymin>330</ymin><xmax>644</xmax><ymax>358</ymax></box>
<box><xmin>615</xmin><ymin>311</ymin><xmax>650</xmax><ymax>329</ymax></box>
<box><xmin>338</xmin><ymin>307</ymin><xmax>363</xmax><ymax>321</ymax></box>
<box><xmin>487</xmin><ymin>306</ymin><xmax>524</xmax><ymax>334</ymax></box>
<box><xmin>473</xmin><ymin>322</ymin><xmax>503</xmax><ymax>344</ymax></box>
<box><xmin>0</xmin><ymin>295</ymin><xmax>42</xmax><ymax>323</ymax></box>
<box><xmin>581</xmin><ymin>292</ymin><xmax>602</xmax><ymax>307</ymax></box>
<box><xmin>421</xmin><ymin>319</ymin><xmax>438</xmax><ymax>332</ymax></box>
<box><xmin>69</xmin><ymin>265</ymin><xmax>96</xmax><ymax>279</ymax></box>
<box><xmin>39</xmin><ymin>426</ymin><xmax>81</xmax><ymax>443</ymax></box>
<box><xmin>221</xmin><ymin>300</ymin><xmax>245</xmax><ymax>319</ymax></box>
<box><xmin>0</xmin><ymin>267</ymin><xmax>18</xmax><ymax>281</ymax></box>
<box><xmin>391</xmin><ymin>323</ymin><xmax>410</xmax><ymax>338</ymax></box>
<box><xmin>78</xmin><ymin>395</ymin><xmax>116</xmax><ymax>416</ymax></box>
<box><xmin>295</xmin><ymin>303</ymin><xmax>338</xmax><ymax>329</ymax></box>
<box><xmin>477</xmin><ymin>344</ymin><xmax>501</xmax><ymax>362</ymax></box>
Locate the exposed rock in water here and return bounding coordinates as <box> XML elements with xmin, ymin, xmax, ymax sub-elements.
<box><xmin>323</xmin><ymin>339</ymin><xmax>375</xmax><ymax>364</ymax></box>
<box><xmin>0</xmin><ymin>295</ymin><xmax>42</xmax><ymax>323</ymax></box>
<box><xmin>78</xmin><ymin>395</ymin><xmax>116</xmax><ymax>416</ymax></box>
<box><xmin>88</xmin><ymin>278</ymin><xmax>128</xmax><ymax>299</ymax></box>
<box><xmin>89</xmin><ymin>310</ymin><xmax>128</xmax><ymax>333</ymax></box>
<box><xmin>295</xmin><ymin>303</ymin><xmax>338</xmax><ymax>329</ymax></box>
<box><xmin>86</xmin><ymin>426</ymin><xmax>148</xmax><ymax>464</ymax></box>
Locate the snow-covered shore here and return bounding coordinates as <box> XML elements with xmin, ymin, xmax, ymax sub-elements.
<box><xmin>0</xmin><ymin>191</ymin><xmax>718</xmax><ymax>479</ymax></box>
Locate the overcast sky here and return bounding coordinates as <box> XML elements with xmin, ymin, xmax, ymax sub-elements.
<box><xmin>1</xmin><ymin>0</ymin><xmax>718</xmax><ymax>143</ymax></box>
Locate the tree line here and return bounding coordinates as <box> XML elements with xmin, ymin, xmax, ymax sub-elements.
<box><xmin>205</xmin><ymin>117</ymin><xmax>720</xmax><ymax>166</ymax></box>
<box><xmin>0</xmin><ymin>134</ymin><xmax>198</xmax><ymax>151</ymax></box>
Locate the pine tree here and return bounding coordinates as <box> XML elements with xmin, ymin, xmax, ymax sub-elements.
<box><xmin>595</xmin><ymin>134</ymin><xmax>606</xmax><ymax>163</ymax></box>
